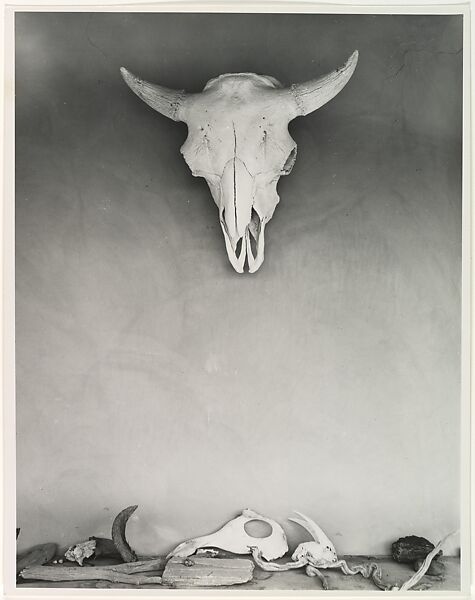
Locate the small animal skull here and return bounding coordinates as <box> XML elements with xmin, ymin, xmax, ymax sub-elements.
<box><xmin>121</xmin><ymin>52</ymin><xmax>358</xmax><ymax>272</ymax></box>
<box><xmin>288</xmin><ymin>512</ymin><xmax>339</xmax><ymax>568</ymax></box>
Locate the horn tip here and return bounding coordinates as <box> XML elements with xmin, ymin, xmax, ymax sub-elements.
<box><xmin>120</xmin><ymin>67</ymin><xmax>139</xmax><ymax>85</ymax></box>
<box><xmin>349</xmin><ymin>50</ymin><xmax>359</xmax><ymax>65</ymax></box>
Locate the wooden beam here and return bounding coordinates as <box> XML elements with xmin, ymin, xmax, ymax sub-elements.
<box><xmin>17</xmin><ymin>543</ymin><xmax>57</xmax><ymax>575</ymax></box>
<box><xmin>20</xmin><ymin>558</ymin><xmax>165</xmax><ymax>585</ymax></box>
<box><xmin>162</xmin><ymin>557</ymin><xmax>254</xmax><ymax>587</ymax></box>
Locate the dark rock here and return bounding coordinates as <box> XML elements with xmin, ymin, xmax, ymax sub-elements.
<box><xmin>413</xmin><ymin>558</ymin><xmax>445</xmax><ymax>576</ymax></box>
<box><xmin>89</xmin><ymin>537</ymin><xmax>121</xmax><ymax>558</ymax></box>
<box><xmin>392</xmin><ymin>536</ymin><xmax>442</xmax><ymax>563</ymax></box>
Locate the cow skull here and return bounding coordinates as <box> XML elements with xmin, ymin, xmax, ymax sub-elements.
<box><xmin>121</xmin><ymin>52</ymin><xmax>358</xmax><ymax>273</ymax></box>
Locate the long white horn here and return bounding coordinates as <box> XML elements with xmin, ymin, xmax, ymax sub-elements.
<box><xmin>120</xmin><ymin>67</ymin><xmax>186</xmax><ymax>122</ymax></box>
<box><xmin>288</xmin><ymin>511</ymin><xmax>336</xmax><ymax>552</ymax></box>
<box><xmin>289</xmin><ymin>51</ymin><xmax>358</xmax><ymax>116</ymax></box>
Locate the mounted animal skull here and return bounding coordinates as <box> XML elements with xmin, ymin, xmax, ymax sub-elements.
<box><xmin>121</xmin><ymin>52</ymin><xmax>358</xmax><ymax>272</ymax></box>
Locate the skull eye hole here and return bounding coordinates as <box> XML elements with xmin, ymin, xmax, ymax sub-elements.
<box><xmin>281</xmin><ymin>146</ymin><xmax>297</xmax><ymax>175</ymax></box>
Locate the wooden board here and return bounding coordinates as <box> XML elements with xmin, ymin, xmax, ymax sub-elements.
<box><xmin>20</xmin><ymin>558</ymin><xmax>165</xmax><ymax>585</ymax></box>
<box><xmin>17</xmin><ymin>543</ymin><xmax>57</xmax><ymax>575</ymax></box>
<box><xmin>162</xmin><ymin>557</ymin><xmax>254</xmax><ymax>588</ymax></box>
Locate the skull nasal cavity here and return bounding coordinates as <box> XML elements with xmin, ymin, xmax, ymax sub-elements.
<box><xmin>221</xmin><ymin>158</ymin><xmax>254</xmax><ymax>243</ymax></box>
<box><xmin>244</xmin><ymin>520</ymin><xmax>273</xmax><ymax>538</ymax></box>
<box><xmin>282</xmin><ymin>147</ymin><xmax>297</xmax><ymax>175</ymax></box>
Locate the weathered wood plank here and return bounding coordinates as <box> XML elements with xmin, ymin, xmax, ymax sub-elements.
<box><xmin>162</xmin><ymin>557</ymin><xmax>254</xmax><ymax>587</ymax></box>
<box><xmin>20</xmin><ymin>560</ymin><xmax>165</xmax><ymax>585</ymax></box>
<box><xmin>104</xmin><ymin>558</ymin><xmax>166</xmax><ymax>574</ymax></box>
<box><xmin>17</xmin><ymin>543</ymin><xmax>57</xmax><ymax>575</ymax></box>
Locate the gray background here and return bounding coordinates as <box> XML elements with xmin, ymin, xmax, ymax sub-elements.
<box><xmin>15</xmin><ymin>12</ymin><xmax>462</xmax><ymax>556</ymax></box>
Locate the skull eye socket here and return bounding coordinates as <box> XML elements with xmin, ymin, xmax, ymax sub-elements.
<box><xmin>281</xmin><ymin>146</ymin><xmax>297</xmax><ymax>175</ymax></box>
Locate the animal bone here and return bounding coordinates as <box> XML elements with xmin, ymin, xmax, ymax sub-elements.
<box><xmin>112</xmin><ymin>505</ymin><xmax>138</xmax><ymax>562</ymax></box>
<box><xmin>288</xmin><ymin>510</ymin><xmax>339</xmax><ymax>567</ymax></box>
<box><xmin>167</xmin><ymin>508</ymin><xmax>288</xmax><ymax>560</ymax></box>
<box><xmin>251</xmin><ymin>512</ymin><xmax>387</xmax><ymax>589</ymax></box>
<box><xmin>65</xmin><ymin>540</ymin><xmax>96</xmax><ymax>566</ymax></box>
<box><xmin>251</xmin><ymin>512</ymin><xmax>456</xmax><ymax>592</ymax></box>
<box><xmin>121</xmin><ymin>52</ymin><xmax>358</xmax><ymax>272</ymax></box>
<box><xmin>62</xmin><ymin>506</ymin><xmax>138</xmax><ymax>566</ymax></box>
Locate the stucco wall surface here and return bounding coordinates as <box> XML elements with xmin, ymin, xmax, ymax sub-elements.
<box><xmin>15</xmin><ymin>12</ymin><xmax>462</xmax><ymax>556</ymax></box>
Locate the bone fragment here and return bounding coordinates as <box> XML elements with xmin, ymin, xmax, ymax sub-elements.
<box><xmin>195</xmin><ymin>547</ymin><xmax>231</xmax><ymax>558</ymax></box>
<box><xmin>112</xmin><ymin>505</ymin><xmax>138</xmax><ymax>562</ymax></box>
<box><xmin>167</xmin><ymin>509</ymin><xmax>288</xmax><ymax>561</ymax></box>
<box><xmin>20</xmin><ymin>559</ymin><xmax>165</xmax><ymax>585</ymax></box>
<box><xmin>250</xmin><ymin>546</ymin><xmax>307</xmax><ymax>571</ymax></box>
<box><xmin>162</xmin><ymin>557</ymin><xmax>254</xmax><ymax>587</ymax></box>
<box><xmin>17</xmin><ymin>543</ymin><xmax>57</xmax><ymax>575</ymax></box>
<box><xmin>65</xmin><ymin>539</ymin><xmax>96</xmax><ymax>566</ymax></box>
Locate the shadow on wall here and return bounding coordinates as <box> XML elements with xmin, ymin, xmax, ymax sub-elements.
<box><xmin>15</xmin><ymin>12</ymin><xmax>462</xmax><ymax>556</ymax></box>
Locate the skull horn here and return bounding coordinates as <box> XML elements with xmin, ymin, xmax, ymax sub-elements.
<box><xmin>120</xmin><ymin>67</ymin><xmax>186</xmax><ymax>122</ymax></box>
<box><xmin>289</xmin><ymin>50</ymin><xmax>359</xmax><ymax>116</ymax></box>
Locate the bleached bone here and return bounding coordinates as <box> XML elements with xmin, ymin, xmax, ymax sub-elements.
<box><xmin>288</xmin><ymin>511</ymin><xmax>338</xmax><ymax>566</ymax></box>
<box><xmin>250</xmin><ymin>512</ymin><xmax>339</xmax><ymax>572</ymax></box>
<box><xmin>64</xmin><ymin>540</ymin><xmax>96</xmax><ymax>566</ymax></box>
<box><xmin>252</xmin><ymin>512</ymin><xmax>456</xmax><ymax>592</ymax></box>
<box><xmin>121</xmin><ymin>51</ymin><xmax>358</xmax><ymax>272</ymax></box>
<box><xmin>167</xmin><ymin>509</ymin><xmax>288</xmax><ymax>561</ymax></box>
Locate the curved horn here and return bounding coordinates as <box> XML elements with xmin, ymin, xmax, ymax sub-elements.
<box><xmin>288</xmin><ymin>511</ymin><xmax>336</xmax><ymax>552</ymax></box>
<box><xmin>289</xmin><ymin>50</ymin><xmax>359</xmax><ymax>116</ymax></box>
<box><xmin>120</xmin><ymin>67</ymin><xmax>186</xmax><ymax>121</ymax></box>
